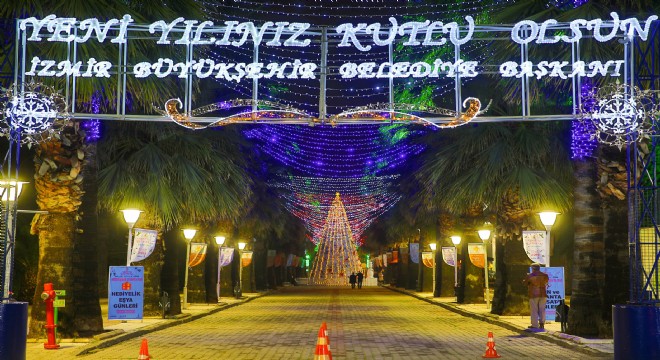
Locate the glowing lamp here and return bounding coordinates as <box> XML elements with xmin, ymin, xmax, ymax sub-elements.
<box><xmin>450</xmin><ymin>236</ymin><xmax>461</xmax><ymax>245</ymax></box>
<box><xmin>215</xmin><ymin>236</ymin><xmax>226</xmax><ymax>245</ymax></box>
<box><xmin>478</xmin><ymin>229</ymin><xmax>491</xmax><ymax>241</ymax></box>
<box><xmin>183</xmin><ymin>229</ymin><xmax>197</xmax><ymax>241</ymax></box>
<box><xmin>429</xmin><ymin>243</ymin><xmax>437</xmax><ymax>251</ymax></box>
<box><xmin>120</xmin><ymin>209</ymin><xmax>142</xmax><ymax>228</ymax></box>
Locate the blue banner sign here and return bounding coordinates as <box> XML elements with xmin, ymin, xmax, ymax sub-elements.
<box><xmin>108</xmin><ymin>266</ymin><xmax>144</xmax><ymax>320</ymax></box>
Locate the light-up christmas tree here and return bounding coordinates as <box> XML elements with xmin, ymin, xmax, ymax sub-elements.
<box><xmin>309</xmin><ymin>193</ymin><xmax>361</xmax><ymax>286</ymax></box>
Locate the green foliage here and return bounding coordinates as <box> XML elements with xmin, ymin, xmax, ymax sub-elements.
<box><xmin>97</xmin><ymin>123</ymin><xmax>252</xmax><ymax>230</ymax></box>
<box><xmin>417</xmin><ymin>122</ymin><xmax>573</xmax><ymax>216</ymax></box>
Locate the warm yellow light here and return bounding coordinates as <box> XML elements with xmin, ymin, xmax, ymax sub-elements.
<box><xmin>538</xmin><ymin>212</ymin><xmax>560</xmax><ymax>227</ymax></box>
<box><xmin>429</xmin><ymin>243</ymin><xmax>437</xmax><ymax>251</ymax></box>
<box><xmin>238</xmin><ymin>242</ymin><xmax>246</xmax><ymax>250</ymax></box>
<box><xmin>183</xmin><ymin>229</ymin><xmax>197</xmax><ymax>240</ymax></box>
<box><xmin>0</xmin><ymin>181</ymin><xmax>27</xmax><ymax>202</ymax></box>
<box><xmin>215</xmin><ymin>236</ymin><xmax>226</xmax><ymax>245</ymax></box>
<box><xmin>120</xmin><ymin>209</ymin><xmax>142</xmax><ymax>227</ymax></box>
<box><xmin>450</xmin><ymin>236</ymin><xmax>461</xmax><ymax>245</ymax></box>
<box><xmin>478</xmin><ymin>229</ymin><xmax>491</xmax><ymax>241</ymax></box>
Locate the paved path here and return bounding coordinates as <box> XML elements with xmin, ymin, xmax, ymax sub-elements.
<box><xmin>59</xmin><ymin>287</ymin><xmax>606</xmax><ymax>359</ymax></box>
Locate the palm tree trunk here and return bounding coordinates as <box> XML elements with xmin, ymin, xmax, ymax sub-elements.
<box><xmin>29</xmin><ymin>213</ymin><xmax>77</xmax><ymax>337</ymax></box>
<box><xmin>598</xmin><ymin>146</ymin><xmax>629</xmax><ymax>337</ymax></box>
<box><xmin>72</xmin><ymin>142</ymin><xmax>103</xmax><ymax>335</ymax></box>
<box><xmin>29</xmin><ymin>129</ymin><xmax>85</xmax><ymax>337</ymax></box>
<box><xmin>132</xmin><ymin>221</ymin><xmax>165</xmax><ymax>316</ymax></box>
<box><xmin>495</xmin><ymin>237</ymin><xmax>530</xmax><ymax>315</ymax></box>
<box><xmin>160</xmin><ymin>230</ymin><xmax>179</xmax><ymax>316</ymax></box>
<box><xmin>568</xmin><ymin>159</ymin><xmax>604</xmax><ymax>336</ymax></box>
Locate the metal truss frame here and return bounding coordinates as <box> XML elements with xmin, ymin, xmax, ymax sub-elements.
<box><xmin>10</xmin><ymin>18</ymin><xmax>639</xmax><ymax>124</ymax></box>
<box><xmin>630</xmin><ymin>22</ymin><xmax>660</xmax><ymax>304</ymax></box>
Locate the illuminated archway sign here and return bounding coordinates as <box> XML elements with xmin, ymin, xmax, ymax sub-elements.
<box><xmin>18</xmin><ymin>12</ymin><xmax>657</xmax><ymax>81</ymax></box>
<box><xmin>11</xmin><ymin>12</ymin><xmax>659</xmax><ymax>128</ymax></box>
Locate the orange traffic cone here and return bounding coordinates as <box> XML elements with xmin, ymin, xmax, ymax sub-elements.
<box><xmin>138</xmin><ymin>338</ymin><xmax>150</xmax><ymax>360</ymax></box>
<box><xmin>482</xmin><ymin>332</ymin><xmax>501</xmax><ymax>358</ymax></box>
<box><xmin>321</xmin><ymin>322</ymin><xmax>332</xmax><ymax>360</ymax></box>
<box><xmin>314</xmin><ymin>324</ymin><xmax>330</xmax><ymax>360</ymax></box>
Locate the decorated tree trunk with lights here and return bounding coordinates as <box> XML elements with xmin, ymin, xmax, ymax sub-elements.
<box><xmin>310</xmin><ymin>193</ymin><xmax>361</xmax><ymax>286</ymax></box>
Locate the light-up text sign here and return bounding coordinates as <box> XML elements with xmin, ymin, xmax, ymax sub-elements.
<box><xmin>18</xmin><ymin>13</ymin><xmax>658</xmax><ymax>81</ymax></box>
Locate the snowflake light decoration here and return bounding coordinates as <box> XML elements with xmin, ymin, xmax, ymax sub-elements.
<box><xmin>579</xmin><ymin>81</ymin><xmax>658</xmax><ymax>149</ymax></box>
<box><xmin>1</xmin><ymin>83</ymin><xmax>68</xmax><ymax>145</ymax></box>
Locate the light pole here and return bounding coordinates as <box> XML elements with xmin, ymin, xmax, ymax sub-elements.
<box><xmin>120</xmin><ymin>209</ymin><xmax>142</xmax><ymax>266</ymax></box>
<box><xmin>538</xmin><ymin>212</ymin><xmax>559</xmax><ymax>267</ymax></box>
<box><xmin>478</xmin><ymin>229</ymin><xmax>491</xmax><ymax>308</ymax></box>
<box><xmin>1</xmin><ymin>180</ymin><xmax>26</xmax><ymax>300</ymax></box>
<box><xmin>451</xmin><ymin>236</ymin><xmax>461</xmax><ymax>301</ymax></box>
<box><xmin>215</xmin><ymin>236</ymin><xmax>225</xmax><ymax>303</ymax></box>
<box><xmin>182</xmin><ymin>228</ymin><xmax>197</xmax><ymax>309</ymax></box>
<box><xmin>236</xmin><ymin>242</ymin><xmax>246</xmax><ymax>298</ymax></box>
<box><xmin>429</xmin><ymin>242</ymin><xmax>437</xmax><ymax>297</ymax></box>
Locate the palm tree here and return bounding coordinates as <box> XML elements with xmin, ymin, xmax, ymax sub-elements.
<box><xmin>417</xmin><ymin>120</ymin><xmax>573</xmax><ymax>314</ymax></box>
<box><xmin>2</xmin><ymin>0</ymin><xmax>207</xmax><ymax>335</ymax></box>
<box><xmin>487</xmin><ymin>0</ymin><xmax>658</xmax><ymax>337</ymax></box>
<box><xmin>97</xmin><ymin>122</ymin><xmax>252</xmax><ymax>315</ymax></box>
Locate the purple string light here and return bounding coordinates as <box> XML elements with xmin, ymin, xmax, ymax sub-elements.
<box><xmin>81</xmin><ymin>92</ymin><xmax>102</xmax><ymax>142</ymax></box>
<box><xmin>571</xmin><ymin>81</ymin><xmax>598</xmax><ymax>160</ymax></box>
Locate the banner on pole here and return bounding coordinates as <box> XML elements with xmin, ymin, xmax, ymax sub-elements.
<box><xmin>382</xmin><ymin>254</ymin><xmax>388</xmax><ymax>267</ymax></box>
<box><xmin>536</xmin><ymin>266</ymin><xmax>565</xmax><ymax>322</ymax></box>
<box><xmin>218</xmin><ymin>247</ymin><xmax>234</xmax><ymax>267</ymax></box>
<box><xmin>391</xmin><ymin>250</ymin><xmax>399</xmax><ymax>264</ymax></box>
<box><xmin>421</xmin><ymin>251</ymin><xmax>434</xmax><ymax>268</ymax></box>
<box><xmin>241</xmin><ymin>251</ymin><xmax>253</xmax><ymax>267</ymax></box>
<box><xmin>108</xmin><ymin>266</ymin><xmax>144</xmax><ymax>320</ymax></box>
<box><xmin>468</xmin><ymin>243</ymin><xmax>486</xmax><ymax>269</ymax></box>
<box><xmin>286</xmin><ymin>254</ymin><xmax>294</xmax><ymax>267</ymax></box>
<box><xmin>399</xmin><ymin>246</ymin><xmax>408</xmax><ymax>264</ymax></box>
<box><xmin>409</xmin><ymin>243</ymin><xmax>419</xmax><ymax>264</ymax></box>
<box><xmin>442</xmin><ymin>247</ymin><xmax>456</xmax><ymax>267</ymax></box>
<box><xmin>188</xmin><ymin>243</ymin><xmax>207</xmax><ymax>267</ymax></box>
<box><xmin>274</xmin><ymin>253</ymin><xmax>284</xmax><ymax>267</ymax></box>
<box><xmin>129</xmin><ymin>228</ymin><xmax>158</xmax><ymax>263</ymax></box>
<box><xmin>267</xmin><ymin>250</ymin><xmax>276</xmax><ymax>267</ymax></box>
<box><xmin>523</xmin><ymin>231</ymin><xmax>547</xmax><ymax>264</ymax></box>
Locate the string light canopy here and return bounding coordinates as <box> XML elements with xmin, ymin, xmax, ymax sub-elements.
<box><xmin>244</xmin><ymin>124</ymin><xmax>425</xmax><ymax>177</ymax></box>
<box><xmin>276</xmin><ymin>175</ymin><xmax>402</xmax><ymax>245</ymax></box>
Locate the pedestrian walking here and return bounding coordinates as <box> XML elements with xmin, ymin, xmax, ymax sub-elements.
<box><xmin>357</xmin><ymin>271</ymin><xmax>364</xmax><ymax>289</ymax></box>
<box><xmin>523</xmin><ymin>263</ymin><xmax>549</xmax><ymax>329</ymax></box>
<box><xmin>349</xmin><ymin>273</ymin><xmax>357</xmax><ymax>289</ymax></box>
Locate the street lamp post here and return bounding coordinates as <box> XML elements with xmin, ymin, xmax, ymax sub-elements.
<box><xmin>429</xmin><ymin>242</ymin><xmax>437</xmax><ymax>297</ymax></box>
<box><xmin>450</xmin><ymin>235</ymin><xmax>461</xmax><ymax>301</ymax></box>
<box><xmin>182</xmin><ymin>228</ymin><xmax>197</xmax><ymax>310</ymax></box>
<box><xmin>120</xmin><ymin>209</ymin><xmax>142</xmax><ymax>267</ymax></box>
<box><xmin>538</xmin><ymin>212</ymin><xmax>559</xmax><ymax>267</ymax></box>
<box><xmin>236</xmin><ymin>242</ymin><xmax>246</xmax><ymax>298</ymax></box>
<box><xmin>1</xmin><ymin>180</ymin><xmax>26</xmax><ymax>300</ymax></box>
<box><xmin>478</xmin><ymin>229</ymin><xmax>491</xmax><ymax>308</ymax></box>
<box><xmin>215</xmin><ymin>236</ymin><xmax>225</xmax><ymax>303</ymax></box>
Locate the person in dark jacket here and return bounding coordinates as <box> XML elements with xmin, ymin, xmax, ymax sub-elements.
<box><xmin>349</xmin><ymin>273</ymin><xmax>357</xmax><ymax>289</ymax></box>
<box><xmin>356</xmin><ymin>271</ymin><xmax>364</xmax><ymax>289</ymax></box>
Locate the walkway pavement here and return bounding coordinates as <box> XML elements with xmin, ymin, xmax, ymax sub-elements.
<box><xmin>25</xmin><ymin>293</ymin><xmax>265</xmax><ymax>359</ymax></box>
<box><xmin>26</xmin><ymin>285</ymin><xmax>612</xmax><ymax>359</ymax></box>
<box><xmin>387</xmin><ymin>286</ymin><xmax>614</xmax><ymax>355</ymax></box>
